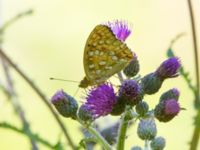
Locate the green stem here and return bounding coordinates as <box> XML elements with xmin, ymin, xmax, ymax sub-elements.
<box><xmin>116</xmin><ymin>106</ymin><xmax>131</xmax><ymax>150</ymax></box>
<box><xmin>87</xmin><ymin>126</ymin><xmax>113</xmax><ymax>150</ymax></box>
<box><xmin>144</xmin><ymin>140</ymin><xmax>149</xmax><ymax>150</ymax></box>
<box><xmin>78</xmin><ymin>119</ymin><xmax>113</xmax><ymax>150</ymax></box>
<box><xmin>0</xmin><ymin>122</ymin><xmax>55</xmax><ymax>149</ymax></box>
<box><xmin>187</xmin><ymin>0</ymin><xmax>200</xmax><ymax>149</ymax></box>
<box><xmin>187</xmin><ymin>0</ymin><xmax>200</xmax><ymax>106</ymax></box>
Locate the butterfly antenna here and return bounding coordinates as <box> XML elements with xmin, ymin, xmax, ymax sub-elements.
<box><xmin>73</xmin><ymin>87</ymin><xmax>80</xmax><ymax>98</ymax></box>
<box><xmin>50</xmin><ymin>77</ymin><xmax>79</xmax><ymax>83</ymax></box>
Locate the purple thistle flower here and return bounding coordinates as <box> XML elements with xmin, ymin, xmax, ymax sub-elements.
<box><xmin>84</xmin><ymin>84</ymin><xmax>117</xmax><ymax>119</ymax></box>
<box><xmin>156</xmin><ymin>57</ymin><xmax>181</xmax><ymax>79</ymax></box>
<box><xmin>106</xmin><ymin>20</ymin><xmax>131</xmax><ymax>42</ymax></box>
<box><xmin>154</xmin><ymin>99</ymin><xmax>180</xmax><ymax>122</ymax></box>
<box><xmin>164</xmin><ymin>99</ymin><xmax>180</xmax><ymax>115</ymax></box>
<box><xmin>119</xmin><ymin>80</ymin><xmax>143</xmax><ymax>106</ymax></box>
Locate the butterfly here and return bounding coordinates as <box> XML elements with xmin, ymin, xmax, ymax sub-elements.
<box><xmin>79</xmin><ymin>24</ymin><xmax>133</xmax><ymax>88</ymax></box>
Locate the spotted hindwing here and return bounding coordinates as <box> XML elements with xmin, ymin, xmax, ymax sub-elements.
<box><xmin>83</xmin><ymin>25</ymin><xmax>133</xmax><ymax>86</ymax></box>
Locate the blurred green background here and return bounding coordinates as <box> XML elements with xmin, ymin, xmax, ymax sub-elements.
<box><xmin>0</xmin><ymin>0</ymin><xmax>200</xmax><ymax>149</ymax></box>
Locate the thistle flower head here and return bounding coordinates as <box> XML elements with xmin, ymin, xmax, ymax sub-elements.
<box><xmin>156</xmin><ymin>57</ymin><xmax>181</xmax><ymax>79</ymax></box>
<box><xmin>51</xmin><ymin>89</ymin><xmax>78</xmax><ymax>119</ymax></box>
<box><xmin>119</xmin><ymin>80</ymin><xmax>143</xmax><ymax>106</ymax></box>
<box><xmin>123</xmin><ymin>53</ymin><xmax>140</xmax><ymax>77</ymax></box>
<box><xmin>78</xmin><ymin>104</ymin><xmax>94</xmax><ymax>122</ymax></box>
<box><xmin>154</xmin><ymin>99</ymin><xmax>180</xmax><ymax>122</ymax></box>
<box><xmin>141</xmin><ymin>73</ymin><xmax>163</xmax><ymax>95</ymax></box>
<box><xmin>150</xmin><ymin>136</ymin><xmax>166</xmax><ymax>150</ymax></box>
<box><xmin>135</xmin><ymin>101</ymin><xmax>149</xmax><ymax>116</ymax></box>
<box><xmin>84</xmin><ymin>83</ymin><xmax>117</xmax><ymax>119</ymax></box>
<box><xmin>106</xmin><ymin>20</ymin><xmax>131</xmax><ymax>42</ymax></box>
<box><xmin>137</xmin><ymin>118</ymin><xmax>157</xmax><ymax>140</ymax></box>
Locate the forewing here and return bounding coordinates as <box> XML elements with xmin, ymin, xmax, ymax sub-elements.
<box><xmin>83</xmin><ymin>25</ymin><xmax>133</xmax><ymax>85</ymax></box>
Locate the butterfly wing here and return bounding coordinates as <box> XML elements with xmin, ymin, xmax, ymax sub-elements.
<box><xmin>83</xmin><ymin>25</ymin><xmax>133</xmax><ymax>86</ymax></box>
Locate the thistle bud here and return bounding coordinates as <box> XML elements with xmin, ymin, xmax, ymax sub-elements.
<box><xmin>137</xmin><ymin>118</ymin><xmax>157</xmax><ymax>140</ymax></box>
<box><xmin>78</xmin><ymin>105</ymin><xmax>94</xmax><ymax>123</ymax></box>
<box><xmin>119</xmin><ymin>80</ymin><xmax>143</xmax><ymax>106</ymax></box>
<box><xmin>155</xmin><ymin>57</ymin><xmax>181</xmax><ymax>79</ymax></box>
<box><xmin>123</xmin><ymin>53</ymin><xmax>139</xmax><ymax>77</ymax></box>
<box><xmin>154</xmin><ymin>99</ymin><xmax>180</xmax><ymax>122</ymax></box>
<box><xmin>136</xmin><ymin>101</ymin><xmax>149</xmax><ymax>116</ymax></box>
<box><xmin>141</xmin><ymin>73</ymin><xmax>163</xmax><ymax>95</ymax></box>
<box><xmin>51</xmin><ymin>90</ymin><xmax>78</xmax><ymax>119</ymax></box>
<box><xmin>150</xmin><ymin>136</ymin><xmax>166</xmax><ymax>150</ymax></box>
<box><xmin>160</xmin><ymin>88</ymin><xmax>180</xmax><ymax>102</ymax></box>
<box><xmin>131</xmin><ymin>146</ymin><xmax>142</xmax><ymax>150</ymax></box>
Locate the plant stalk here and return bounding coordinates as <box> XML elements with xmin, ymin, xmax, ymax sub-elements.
<box><xmin>116</xmin><ymin>106</ymin><xmax>131</xmax><ymax>150</ymax></box>
<box><xmin>78</xmin><ymin>119</ymin><xmax>113</xmax><ymax>150</ymax></box>
<box><xmin>187</xmin><ymin>0</ymin><xmax>200</xmax><ymax>150</ymax></box>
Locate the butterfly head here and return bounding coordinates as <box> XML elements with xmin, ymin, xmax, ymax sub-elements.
<box><xmin>79</xmin><ymin>77</ymin><xmax>91</xmax><ymax>88</ymax></box>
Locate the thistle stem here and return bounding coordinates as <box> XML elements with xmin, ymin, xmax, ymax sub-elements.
<box><xmin>187</xmin><ymin>0</ymin><xmax>200</xmax><ymax>107</ymax></box>
<box><xmin>78</xmin><ymin>119</ymin><xmax>113</xmax><ymax>150</ymax></box>
<box><xmin>87</xmin><ymin>126</ymin><xmax>113</xmax><ymax>150</ymax></box>
<box><xmin>116</xmin><ymin>106</ymin><xmax>131</xmax><ymax>150</ymax></box>
<box><xmin>187</xmin><ymin>0</ymin><xmax>200</xmax><ymax>149</ymax></box>
<box><xmin>144</xmin><ymin>140</ymin><xmax>149</xmax><ymax>150</ymax></box>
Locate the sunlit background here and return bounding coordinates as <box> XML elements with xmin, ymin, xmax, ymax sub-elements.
<box><xmin>0</xmin><ymin>0</ymin><xmax>200</xmax><ymax>149</ymax></box>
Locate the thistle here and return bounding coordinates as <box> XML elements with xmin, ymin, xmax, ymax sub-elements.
<box><xmin>155</xmin><ymin>57</ymin><xmax>181</xmax><ymax>79</ymax></box>
<box><xmin>106</xmin><ymin>20</ymin><xmax>131</xmax><ymax>42</ymax></box>
<box><xmin>154</xmin><ymin>99</ymin><xmax>180</xmax><ymax>122</ymax></box>
<box><xmin>123</xmin><ymin>53</ymin><xmax>139</xmax><ymax>77</ymax></box>
<box><xmin>51</xmin><ymin>90</ymin><xmax>78</xmax><ymax>119</ymax></box>
<box><xmin>137</xmin><ymin>118</ymin><xmax>157</xmax><ymax>140</ymax></box>
<box><xmin>141</xmin><ymin>73</ymin><xmax>163</xmax><ymax>95</ymax></box>
<box><xmin>82</xmin><ymin>84</ymin><xmax>117</xmax><ymax>119</ymax></box>
<box><xmin>150</xmin><ymin>136</ymin><xmax>166</xmax><ymax>150</ymax></box>
<box><xmin>119</xmin><ymin>80</ymin><xmax>143</xmax><ymax>106</ymax></box>
<box><xmin>135</xmin><ymin>101</ymin><xmax>149</xmax><ymax>116</ymax></box>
